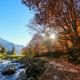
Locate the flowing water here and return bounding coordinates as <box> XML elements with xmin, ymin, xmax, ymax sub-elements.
<box><xmin>0</xmin><ymin>60</ymin><xmax>26</xmax><ymax>80</ymax></box>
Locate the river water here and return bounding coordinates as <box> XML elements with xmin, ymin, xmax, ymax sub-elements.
<box><xmin>0</xmin><ymin>60</ymin><xmax>26</xmax><ymax>80</ymax></box>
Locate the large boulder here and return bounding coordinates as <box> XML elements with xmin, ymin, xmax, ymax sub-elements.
<box><xmin>1</xmin><ymin>65</ymin><xmax>15</xmax><ymax>75</ymax></box>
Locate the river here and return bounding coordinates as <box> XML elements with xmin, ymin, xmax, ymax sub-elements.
<box><xmin>0</xmin><ymin>60</ymin><xmax>26</xmax><ymax>80</ymax></box>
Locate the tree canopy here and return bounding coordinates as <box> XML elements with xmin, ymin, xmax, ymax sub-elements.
<box><xmin>22</xmin><ymin>0</ymin><xmax>80</xmax><ymax>49</ymax></box>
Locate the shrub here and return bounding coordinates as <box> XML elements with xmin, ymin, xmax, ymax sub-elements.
<box><xmin>67</xmin><ymin>48</ymin><xmax>80</xmax><ymax>64</ymax></box>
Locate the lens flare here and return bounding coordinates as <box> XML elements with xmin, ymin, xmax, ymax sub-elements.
<box><xmin>50</xmin><ymin>34</ymin><xmax>56</xmax><ymax>39</ymax></box>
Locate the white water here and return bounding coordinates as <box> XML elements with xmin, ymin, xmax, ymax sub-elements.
<box><xmin>0</xmin><ymin>60</ymin><xmax>26</xmax><ymax>80</ymax></box>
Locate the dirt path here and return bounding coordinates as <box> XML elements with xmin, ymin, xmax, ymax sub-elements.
<box><xmin>39</xmin><ymin>59</ymin><xmax>80</xmax><ymax>80</ymax></box>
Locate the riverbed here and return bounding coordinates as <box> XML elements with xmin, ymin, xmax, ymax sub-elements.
<box><xmin>0</xmin><ymin>60</ymin><xmax>26</xmax><ymax>80</ymax></box>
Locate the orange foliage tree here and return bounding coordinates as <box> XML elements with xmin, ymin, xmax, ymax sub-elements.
<box><xmin>22</xmin><ymin>0</ymin><xmax>80</xmax><ymax>49</ymax></box>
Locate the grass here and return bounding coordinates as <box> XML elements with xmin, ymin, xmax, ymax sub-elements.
<box><xmin>0</xmin><ymin>53</ymin><xmax>25</xmax><ymax>60</ymax></box>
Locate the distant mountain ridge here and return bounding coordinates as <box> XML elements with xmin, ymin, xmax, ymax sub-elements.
<box><xmin>0</xmin><ymin>38</ymin><xmax>24</xmax><ymax>55</ymax></box>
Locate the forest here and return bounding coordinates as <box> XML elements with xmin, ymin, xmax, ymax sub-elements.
<box><xmin>20</xmin><ymin>0</ymin><xmax>80</xmax><ymax>79</ymax></box>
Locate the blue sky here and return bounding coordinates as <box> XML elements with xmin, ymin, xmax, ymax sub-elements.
<box><xmin>0</xmin><ymin>0</ymin><xmax>34</xmax><ymax>46</ymax></box>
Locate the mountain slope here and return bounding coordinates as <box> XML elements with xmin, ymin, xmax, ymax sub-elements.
<box><xmin>0</xmin><ymin>38</ymin><xmax>24</xmax><ymax>55</ymax></box>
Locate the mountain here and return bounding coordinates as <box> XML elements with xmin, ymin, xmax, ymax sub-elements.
<box><xmin>0</xmin><ymin>38</ymin><xmax>24</xmax><ymax>55</ymax></box>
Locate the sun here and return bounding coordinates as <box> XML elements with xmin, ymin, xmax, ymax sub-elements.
<box><xmin>50</xmin><ymin>33</ymin><xmax>56</xmax><ymax>40</ymax></box>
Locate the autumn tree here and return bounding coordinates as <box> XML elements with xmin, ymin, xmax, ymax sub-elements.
<box><xmin>22</xmin><ymin>0</ymin><xmax>80</xmax><ymax>49</ymax></box>
<box><xmin>27</xmin><ymin>19</ymin><xmax>59</xmax><ymax>52</ymax></box>
<box><xmin>21</xmin><ymin>47</ymin><xmax>28</xmax><ymax>56</ymax></box>
<box><xmin>29</xmin><ymin>34</ymin><xmax>43</xmax><ymax>54</ymax></box>
<box><xmin>22</xmin><ymin>41</ymin><xmax>35</xmax><ymax>58</ymax></box>
<box><xmin>27</xmin><ymin>19</ymin><xmax>46</xmax><ymax>34</ymax></box>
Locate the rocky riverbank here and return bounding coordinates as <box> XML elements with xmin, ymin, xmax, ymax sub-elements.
<box><xmin>0</xmin><ymin>58</ymin><xmax>46</xmax><ymax>80</ymax></box>
<box><xmin>18</xmin><ymin>57</ymin><xmax>80</xmax><ymax>80</ymax></box>
<box><xmin>19</xmin><ymin>57</ymin><xmax>46</xmax><ymax>80</ymax></box>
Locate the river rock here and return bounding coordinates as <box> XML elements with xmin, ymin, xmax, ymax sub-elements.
<box><xmin>1</xmin><ymin>65</ymin><xmax>15</xmax><ymax>75</ymax></box>
<box><xmin>17</xmin><ymin>70</ymin><xmax>27</xmax><ymax>80</ymax></box>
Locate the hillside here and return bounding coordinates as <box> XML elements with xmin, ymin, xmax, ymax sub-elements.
<box><xmin>0</xmin><ymin>38</ymin><xmax>24</xmax><ymax>55</ymax></box>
